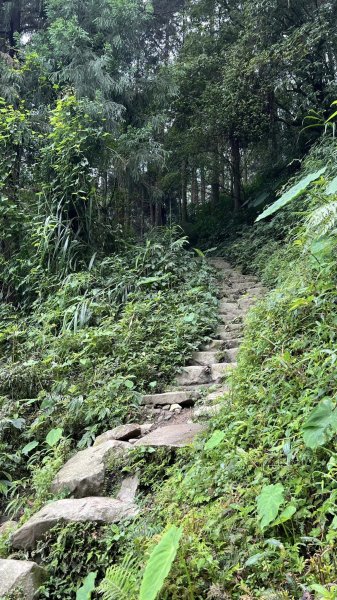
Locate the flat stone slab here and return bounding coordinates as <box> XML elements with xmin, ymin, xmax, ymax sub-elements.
<box><xmin>205</xmin><ymin>387</ymin><xmax>230</xmax><ymax>403</ymax></box>
<box><xmin>224</xmin><ymin>337</ymin><xmax>243</xmax><ymax>348</ymax></box>
<box><xmin>217</xmin><ymin>325</ymin><xmax>243</xmax><ymax>339</ymax></box>
<box><xmin>211</xmin><ymin>362</ymin><xmax>236</xmax><ymax>382</ymax></box>
<box><xmin>94</xmin><ymin>424</ymin><xmax>141</xmax><ymax>445</ymax></box>
<box><xmin>142</xmin><ymin>390</ymin><xmax>199</xmax><ymax>406</ymax></box>
<box><xmin>219</xmin><ymin>301</ymin><xmax>239</xmax><ymax>312</ymax></box>
<box><xmin>134</xmin><ymin>423</ymin><xmax>205</xmax><ymax>448</ymax></box>
<box><xmin>11</xmin><ymin>497</ymin><xmax>138</xmax><ymax>550</ymax></box>
<box><xmin>175</xmin><ymin>366</ymin><xmax>210</xmax><ymax>386</ymax></box>
<box><xmin>0</xmin><ymin>558</ymin><xmax>45</xmax><ymax>599</ymax></box>
<box><xmin>51</xmin><ymin>440</ymin><xmax>131</xmax><ymax>497</ymax></box>
<box><xmin>190</xmin><ymin>351</ymin><xmax>219</xmax><ymax>366</ymax></box>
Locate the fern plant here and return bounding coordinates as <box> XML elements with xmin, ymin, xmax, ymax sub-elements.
<box><xmin>99</xmin><ymin>526</ymin><xmax>183</xmax><ymax>600</ymax></box>
<box><xmin>304</xmin><ymin>200</ymin><xmax>337</xmax><ymax>241</ymax></box>
<box><xmin>99</xmin><ymin>554</ymin><xmax>139</xmax><ymax>600</ymax></box>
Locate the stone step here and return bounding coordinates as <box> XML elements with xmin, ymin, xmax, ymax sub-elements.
<box><xmin>190</xmin><ymin>351</ymin><xmax>219</xmax><ymax>366</ymax></box>
<box><xmin>225</xmin><ymin>347</ymin><xmax>239</xmax><ymax>362</ymax></box>
<box><xmin>0</xmin><ymin>558</ymin><xmax>45</xmax><ymax>600</ymax></box>
<box><xmin>202</xmin><ymin>339</ymin><xmax>225</xmax><ymax>351</ymax></box>
<box><xmin>219</xmin><ymin>300</ymin><xmax>239</xmax><ymax>312</ymax></box>
<box><xmin>94</xmin><ymin>424</ymin><xmax>141</xmax><ymax>446</ymax></box>
<box><xmin>175</xmin><ymin>365</ymin><xmax>211</xmax><ymax>386</ymax></box>
<box><xmin>11</xmin><ymin>497</ymin><xmax>138</xmax><ymax>550</ymax></box>
<box><xmin>51</xmin><ymin>440</ymin><xmax>131</xmax><ymax>498</ymax></box>
<box><xmin>134</xmin><ymin>423</ymin><xmax>205</xmax><ymax>448</ymax></box>
<box><xmin>142</xmin><ymin>390</ymin><xmax>199</xmax><ymax>406</ymax></box>
<box><xmin>211</xmin><ymin>362</ymin><xmax>236</xmax><ymax>382</ymax></box>
<box><xmin>216</xmin><ymin>324</ymin><xmax>243</xmax><ymax>339</ymax></box>
<box><xmin>224</xmin><ymin>338</ymin><xmax>243</xmax><ymax>348</ymax></box>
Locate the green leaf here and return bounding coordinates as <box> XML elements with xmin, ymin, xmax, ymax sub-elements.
<box><xmin>21</xmin><ymin>440</ymin><xmax>39</xmax><ymax>455</ymax></box>
<box><xmin>46</xmin><ymin>427</ymin><xmax>64</xmax><ymax>447</ymax></box>
<box><xmin>271</xmin><ymin>504</ymin><xmax>296</xmax><ymax>526</ymax></box>
<box><xmin>302</xmin><ymin>399</ymin><xmax>337</xmax><ymax>449</ymax></box>
<box><xmin>76</xmin><ymin>572</ymin><xmax>97</xmax><ymax>600</ymax></box>
<box><xmin>244</xmin><ymin>552</ymin><xmax>268</xmax><ymax>567</ymax></box>
<box><xmin>139</xmin><ymin>526</ymin><xmax>183</xmax><ymax>600</ymax></box>
<box><xmin>326</xmin><ymin>175</ymin><xmax>337</xmax><ymax>195</ymax></box>
<box><xmin>204</xmin><ymin>430</ymin><xmax>226</xmax><ymax>451</ymax></box>
<box><xmin>257</xmin><ymin>483</ymin><xmax>284</xmax><ymax>529</ymax></box>
<box><xmin>256</xmin><ymin>168</ymin><xmax>327</xmax><ymax>221</ymax></box>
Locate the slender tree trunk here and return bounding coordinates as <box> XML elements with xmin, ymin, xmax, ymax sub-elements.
<box><xmin>191</xmin><ymin>164</ymin><xmax>198</xmax><ymax>204</ymax></box>
<box><xmin>181</xmin><ymin>159</ymin><xmax>188</xmax><ymax>222</ymax></box>
<box><xmin>211</xmin><ymin>151</ymin><xmax>220</xmax><ymax>204</ymax></box>
<box><xmin>230</xmin><ymin>135</ymin><xmax>241</xmax><ymax>212</ymax></box>
<box><xmin>200</xmin><ymin>166</ymin><xmax>206</xmax><ymax>203</ymax></box>
<box><xmin>8</xmin><ymin>0</ymin><xmax>21</xmax><ymax>57</ymax></box>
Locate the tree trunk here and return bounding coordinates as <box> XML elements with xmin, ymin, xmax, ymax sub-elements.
<box><xmin>211</xmin><ymin>151</ymin><xmax>220</xmax><ymax>204</ymax></box>
<box><xmin>181</xmin><ymin>159</ymin><xmax>188</xmax><ymax>222</ymax></box>
<box><xmin>191</xmin><ymin>164</ymin><xmax>198</xmax><ymax>204</ymax></box>
<box><xmin>8</xmin><ymin>0</ymin><xmax>21</xmax><ymax>57</ymax></box>
<box><xmin>230</xmin><ymin>136</ymin><xmax>241</xmax><ymax>212</ymax></box>
<box><xmin>200</xmin><ymin>166</ymin><xmax>206</xmax><ymax>203</ymax></box>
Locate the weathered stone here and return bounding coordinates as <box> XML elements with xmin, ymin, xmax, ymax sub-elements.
<box><xmin>0</xmin><ymin>558</ymin><xmax>45</xmax><ymax>599</ymax></box>
<box><xmin>169</xmin><ymin>403</ymin><xmax>182</xmax><ymax>413</ymax></box>
<box><xmin>193</xmin><ymin>404</ymin><xmax>222</xmax><ymax>418</ymax></box>
<box><xmin>142</xmin><ymin>390</ymin><xmax>199</xmax><ymax>406</ymax></box>
<box><xmin>217</xmin><ymin>325</ymin><xmax>243</xmax><ymax>339</ymax></box>
<box><xmin>219</xmin><ymin>301</ymin><xmax>239</xmax><ymax>312</ymax></box>
<box><xmin>117</xmin><ymin>475</ymin><xmax>139</xmax><ymax>503</ymax></box>
<box><xmin>224</xmin><ymin>347</ymin><xmax>239</xmax><ymax>362</ymax></box>
<box><xmin>140</xmin><ymin>423</ymin><xmax>153</xmax><ymax>435</ymax></box>
<box><xmin>51</xmin><ymin>440</ymin><xmax>131</xmax><ymax>497</ymax></box>
<box><xmin>0</xmin><ymin>520</ymin><xmax>17</xmax><ymax>535</ymax></box>
<box><xmin>190</xmin><ymin>351</ymin><xmax>218</xmax><ymax>366</ymax></box>
<box><xmin>175</xmin><ymin>366</ymin><xmax>210</xmax><ymax>386</ymax></box>
<box><xmin>224</xmin><ymin>337</ymin><xmax>243</xmax><ymax>349</ymax></box>
<box><xmin>11</xmin><ymin>497</ymin><xmax>138</xmax><ymax>550</ymax></box>
<box><xmin>134</xmin><ymin>423</ymin><xmax>205</xmax><ymax>448</ymax></box>
<box><xmin>211</xmin><ymin>362</ymin><xmax>236</xmax><ymax>382</ymax></box>
<box><xmin>94</xmin><ymin>424</ymin><xmax>141</xmax><ymax>445</ymax></box>
<box><xmin>201</xmin><ymin>339</ymin><xmax>224</xmax><ymax>351</ymax></box>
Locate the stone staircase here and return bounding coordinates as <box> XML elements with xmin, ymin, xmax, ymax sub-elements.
<box><xmin>1</xmin><ymin>258</ymin><xmax>265</xmax><ymax>598</ymax></box>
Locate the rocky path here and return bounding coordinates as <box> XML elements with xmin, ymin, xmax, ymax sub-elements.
<box><xmin>1</xmin><ymin>258</ymin><xmax>264</xmax><ymax>598</ymax></box>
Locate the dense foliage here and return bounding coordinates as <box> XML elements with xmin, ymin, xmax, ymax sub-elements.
<box><xmin>2</xmin><ymin>1</ymin><xmax>337</xmax><ymax>599</ymax></box>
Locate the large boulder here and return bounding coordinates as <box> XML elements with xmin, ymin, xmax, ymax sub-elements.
<box><xmin>51</xmin><ymin>440</ymin><xmax>131</xmax><ymax>497</ymax></box>
<box><xmin>134</xmin><ymin>423</ymin><xmax>205</xmax><ymax>448</ymax></box>
<box><xmin>0</xmin><ymin>558</ymin><xmax>45</xmax><ymax>599</ymax></box>
<box><xmin>11</xmin><ymin>497</ymin><xmax>139</xmax><ymax>550</ymax></box>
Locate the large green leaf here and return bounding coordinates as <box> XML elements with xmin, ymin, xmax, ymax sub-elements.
<box><xmin>302</xmin><ymin>399</ymin><xmax>337</xmax><ymax>449</ymax></box>
<box><xmin>255</xmin><ymin>168</ymin><xmax>327</xmax><ymax>222</ymax></box>
<box><xmin>76</xmin><ymin>572</ymin><xmax>97</xmax><ymax>600</ymax></box>
<box><xmin>257</xmin><ymin>483</ymin><xmax>284</xmax><ymax>529</ymax></box>
<box><xmin>46</xmin><ymin>427</ymin><xmax>64</xmax><ymax>447</ymax></box>
<box><xmin>139</xmin><ymin>526</ymin><xmax>182</xmax><ymax>600</ymax></box>
<box><xmin>204</xmin><ymin>430</ymin><xmax>226</xmax><ymax>451</ymax></box>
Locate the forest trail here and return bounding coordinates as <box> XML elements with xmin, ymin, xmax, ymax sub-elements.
<box><xmin>1</xmin><ymin>258</ymin><xmax>265</xmax><ymax>598</ymax></box>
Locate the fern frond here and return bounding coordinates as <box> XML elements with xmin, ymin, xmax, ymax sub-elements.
<box><xmin>305</xmin><ymin>200</ymin><xmax>337</xmax><ymax>241</ymax></box>
<box><xmin>99</xmin><ymin>554</ymin><xmax>139</xmax><ymax>600</ymax></box>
